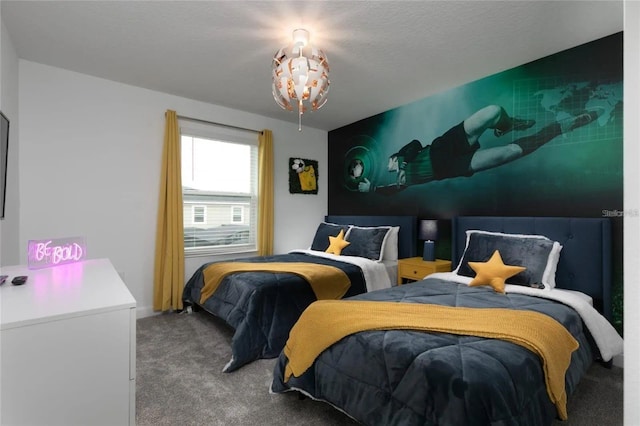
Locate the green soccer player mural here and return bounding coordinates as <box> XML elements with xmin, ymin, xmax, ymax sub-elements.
<box><xmin>356</xmin><ymin>104</ymin><xmax>602</xmax><ymax>195</ymax></box>
<box><xmin>328</xmin><ymin>32</ymin><xmax>623</xmax><ymax>333</ymax></box>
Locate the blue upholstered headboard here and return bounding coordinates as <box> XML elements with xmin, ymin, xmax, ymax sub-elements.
<box><xmin>325</xmin><ymin>215</ymin><xmax>417</xmax><ymax>259</ymax></box>
<box><xmin>452</xmin><ymin>216</ymin><xmax>612</xmax><ymax>321</ymax></box>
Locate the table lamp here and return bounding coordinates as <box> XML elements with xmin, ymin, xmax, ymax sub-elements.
<box><xmin>418</xmin><ymin>219</ymin><xmax>438</xmax><ymax>261</ymax></box>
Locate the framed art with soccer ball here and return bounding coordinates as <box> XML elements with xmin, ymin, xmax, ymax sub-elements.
<box><xmin>289</xmin><ymin>157</ymin><xmax>318</xmax><ymax>194</ymax></box>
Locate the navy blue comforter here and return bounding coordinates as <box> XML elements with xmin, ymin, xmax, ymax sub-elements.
<box><xmin>182</xmin><ymin>252</ymin><xmax>367</xmax><ymax>372</ymax></box>
<box><xmin>271</xmin><ymin>277</ymin><xmax>595</xmax><ymax>426</ymax></box>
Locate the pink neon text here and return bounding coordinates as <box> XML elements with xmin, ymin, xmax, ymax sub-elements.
<box><xmin>34</xmin><ymin>241</ymin><xmax>84</xmax><ymax>265</ymax></box>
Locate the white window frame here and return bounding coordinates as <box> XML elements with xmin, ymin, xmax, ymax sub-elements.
<box><xmin>192</xmin><ymin>205</ymin><xmax>206</xmax><ymax>224</ymax></box>
<box><xmin>180</xmin><ymin>120</ymin><xmax>258</xmax><ymax>257</ymax></box>
<box><xmin>231</xmin><ymin>205</ymin><xmax>244</xmax><ymax>224</ymax></box>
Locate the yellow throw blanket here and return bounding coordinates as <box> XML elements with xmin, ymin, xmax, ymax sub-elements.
<box><xmin>199</xmin><ymin>262</ymin><xmax>351</xmax><ymax>304</ymax></box>
<box><xmin>283</xmin><ymin>300</ymin><xmax>579</xmax><ymax>420</ymax></box>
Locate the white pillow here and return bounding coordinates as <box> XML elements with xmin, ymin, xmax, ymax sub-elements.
<box><xmin>545</xmin><ymin>242</ymin><xmax>563</xmax><ymax>289</ymax></box>
<box><xmin>381</xmin><ymin>226</ymin><xmax>400</xmax><ymax>261</ymax></box>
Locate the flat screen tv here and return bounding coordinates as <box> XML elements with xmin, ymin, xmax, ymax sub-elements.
<box><xmin>0</xmin><ymin>111</ymin><xmax>9</xmax><ymax>219</ymax></box>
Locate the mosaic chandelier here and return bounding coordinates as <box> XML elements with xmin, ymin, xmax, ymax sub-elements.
<box><xmin>272</xmin><ymin>29</ymin><xmax>330</xmax><ymax>131</ymax></box>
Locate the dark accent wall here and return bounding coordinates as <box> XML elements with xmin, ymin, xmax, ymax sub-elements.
<box><xmin>327</xmin><ymin>32</ymin><xmax>624</xmax><ymax>331</ymax></box>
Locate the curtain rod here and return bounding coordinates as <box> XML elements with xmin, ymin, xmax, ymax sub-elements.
<box><xmin>177</xmin><ymin>114</ymin><xmax>263</xmax><ymax>135</ymax></box>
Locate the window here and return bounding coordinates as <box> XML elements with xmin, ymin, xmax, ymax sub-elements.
<box><xmin>181</xmin><ymin>122</ymin><xmax>258</xmax><ymax>255</ymax></box>
<box><xmin>231</xmin><ymin>205</ymin><xmax>244</xmax><ymax>223</ymax></box>
<box><xmin>192</xmin><ymin>205</ymin><xmax>206</xmax><ymax>223</ymax></box>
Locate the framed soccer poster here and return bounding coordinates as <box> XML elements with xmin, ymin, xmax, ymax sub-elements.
<box><xmin>289</xmin><ymin>157</ymin><xmax>318</xmax><ymax>194</ymax></box>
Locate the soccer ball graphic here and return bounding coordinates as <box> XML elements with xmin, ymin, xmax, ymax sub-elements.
<box><xmin>348</xmin><ymin>159</ymin><xmax>364</xmax><ymax>179</ymax></box>
<box><xmin>291</xmin><ymin>158</ymin><xmax>305</xmax><ymax>173</ymax></box>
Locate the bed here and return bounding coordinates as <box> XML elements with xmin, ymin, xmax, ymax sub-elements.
<box><xmin>181</xmin><ymin>215</ymin><xmax>417</xmax><ymax>372</ymax></box>
<box><xmin>271</xmin><ymin>216</ymin><xmax>624</xmax><ymax>425</ymax></box>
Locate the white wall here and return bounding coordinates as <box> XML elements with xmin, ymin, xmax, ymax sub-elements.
<box><xmin>624</xmin><ymin>1</ymin><xmax>639</xmax><ymax>422</ymax></box>
<box><xmin>0</xmin><ymin>0</ymin><xmax>3</xmax><ymax>418</ymax></box>
<box><xmin>18</xmin><ymin>60</ymin><xmax>328</xmax><ymax>317</ymax></box>
<box><xmin>0</xmin><ymin>20</ymin><xmax>19</xmax><ymax>267</ymax></box>
<box><xmin>0</xmin><ymin>8</ymin><xmax>2</xmax><ymax>267</ymax></box>
<box><xmin>0</xmin><ymin>23</ymin><xmax>20</xmax><ymax>265</ymax></box>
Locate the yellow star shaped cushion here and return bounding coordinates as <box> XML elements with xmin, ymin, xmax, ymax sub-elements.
<box><xmin>468</xmin><ymin>250</ymin><xmax>526</xmax><ymax>293</ymax></box>
<box><xmin>325</xmin><ymin>229</ymin><xmax>350</xmax><ymax>255</ymax></box>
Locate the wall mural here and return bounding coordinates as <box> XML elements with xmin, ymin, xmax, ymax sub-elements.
<box><xmin>328</xmin><ymin>32</ymin><xmax>623</xmax><ymax>331</ymax></box>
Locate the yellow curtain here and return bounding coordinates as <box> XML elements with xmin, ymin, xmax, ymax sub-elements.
<box><xmin>258</xmin><ymin>129</ymin><xmax>274</xmax><ymax>256</ymax></box>
<box><xmin>153</xmin><ymin>110</ymin><xmax>185</xmax><ymax>311</ymax></box>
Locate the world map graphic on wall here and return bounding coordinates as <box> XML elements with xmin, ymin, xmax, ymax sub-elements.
<box><xmin>329</xmin><ymin>33</ymin><xmax>622</xmax><ymax>218</ymax></box>
<box><xmin>327</xmin><ymin>32</ymin><xmax>623</xmax><ymax>331</ymax></box>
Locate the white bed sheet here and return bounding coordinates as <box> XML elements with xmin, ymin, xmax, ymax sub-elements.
<box><xmin>381</xmin><ymin>260</ymin><xmax>398</xmax><ymax>287</ymax></box>
<box><xmin>429</xmin><ymin>271</ymin><xmax>624</xmax><ymax>362</ymax></box>
<box><xmin>290</xmin><ymin>249</ymin><xmax>393</xmax><ymax>292</ymax></box>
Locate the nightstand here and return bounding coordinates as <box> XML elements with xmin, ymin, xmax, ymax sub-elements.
<box><xmin>397</xmin><ymin>257</ymin><xmax>452</xmax><ymax>284</ymax></box>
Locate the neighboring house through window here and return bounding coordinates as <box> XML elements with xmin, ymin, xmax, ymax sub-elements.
<box><xmin>231</xmin><ymin>205</ymin><xmax>243</xmax><ymax>223</ymax></box>
<box><xmin>180</xmin><ymin>121</ymin><xmax>257</xmax><ymax>254</ymax></box>
<box><xmin>192</xmin><ymin>205</ymin><xmax>206</xmax><ymax>224</ymax></box>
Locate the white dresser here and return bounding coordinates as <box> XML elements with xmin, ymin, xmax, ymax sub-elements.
<box><xmin>0</xmin><ymin>258</ymin><xmax>136</xmax><ymax>426</ymax></box>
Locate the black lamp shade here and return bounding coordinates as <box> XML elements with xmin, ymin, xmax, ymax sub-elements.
<box><xmin>418</xmin><ymin>220</ymin><xmax>438</xmax><ymax>241</ymax></box>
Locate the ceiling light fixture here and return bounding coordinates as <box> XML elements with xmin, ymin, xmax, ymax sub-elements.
<box><xmin>272</xmin><ymin>28</ymin><xmax>330</xmax><ymax>131</ymax></box>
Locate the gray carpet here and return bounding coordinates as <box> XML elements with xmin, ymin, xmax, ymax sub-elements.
<box><xmin>136</xmin><ymin>311</ymin><xmax>623</xmax><ymax>426</ymax></box>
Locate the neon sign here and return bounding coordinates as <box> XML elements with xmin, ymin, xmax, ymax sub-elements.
<box><xmin>28</xmin><ymin>237</ymin><xmax>86</xmax><ymax>269</ymax></box>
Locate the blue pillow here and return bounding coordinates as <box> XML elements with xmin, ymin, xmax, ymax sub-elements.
<box><xmin>310</xmin><ymin>222</ymin><xmax>351</xmax><ymax>251</ymax></box>
<box><xmin>341</xmin><ymin>226</ymin><xmax>391</xmax><ymax>261</ymax></box>
<box><xmin>456</xmin><ymin>231</ymin><xmax>559</xmax><ymax>288</ymax></box>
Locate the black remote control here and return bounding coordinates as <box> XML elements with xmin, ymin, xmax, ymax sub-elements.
<box><xmin>11</xmin><ymin>276</ymin><xmax>28</xmax><ymax>286</ymax></box>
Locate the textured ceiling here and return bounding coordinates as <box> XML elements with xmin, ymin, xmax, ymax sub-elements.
<box><xmin>1</xmin><ymin>1</ymin><xmax>624</xmax><ymax>131</ymax></box>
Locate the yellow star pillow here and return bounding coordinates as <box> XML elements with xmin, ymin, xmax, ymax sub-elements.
<box><xmin>325</xmin><ymin>229</ymin><xmax>350</xmax><ymax>255</ymax></box>
<box><xmin>468</xmin><ymin>250</ymin><xmax>526</xmax><ymax>293</ymax></box>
